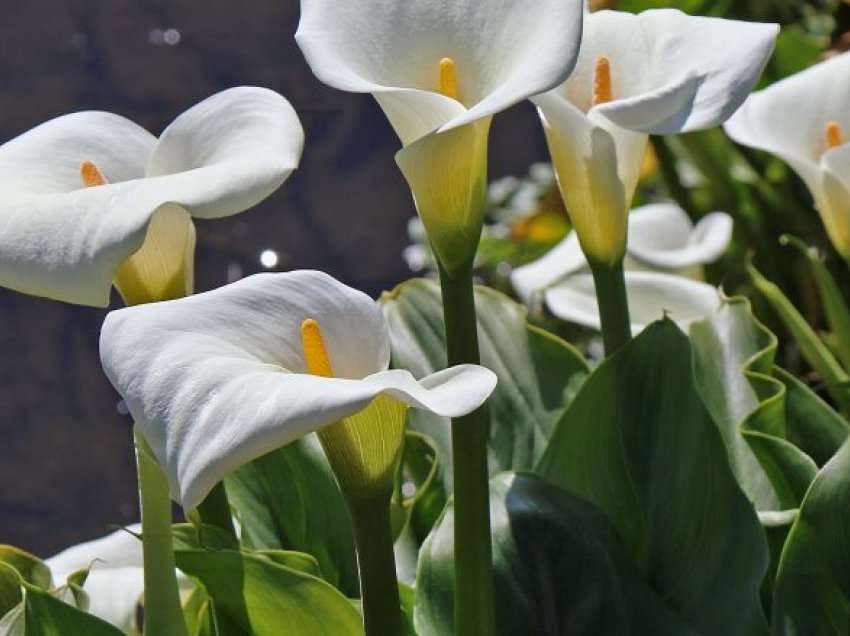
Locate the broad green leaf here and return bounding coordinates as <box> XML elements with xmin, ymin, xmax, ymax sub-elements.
<box><xmin>0</xmin><ymin>563</ymin><xmax>122</xmax><ymax>636</ymax></box>
<box><xmin>772</xmin><ymin>439</ymin><xmax>850</xmax><ymax>634</ymax></box>
<box><xmin>175</xmin><ymin>549</ymin><xmax>363</xmax><ymax>636</ymax></box>
<box><xmin>415</xmin><ymin>472</ymin><xmax>694</xmax><ymax>636</ymax></box>
<box><xmin>172</xmin><ymin>523</ymin><xmax>240</xmax><ymax>552</ymax></box>
<box><xmin>691</xmin><ymin>297</ymin><xmax>848</xmax><ymax>511</ymax></box>
<box><xmin>0</xmin><ymin>564</ymin><xmax>22</xmax><ymax>621</ymax></box>
<box><xmin>537</xmin><ymin>321</ymin><xmax>769</xmax><ymax>635</ymax></box>
<box><xmin>225</xmin><ymin>435</ymin><xmax>359</xmax><ymax>596</ymax></box>
<box><xmin>0</xmin><ymin>549</ymin><xmax>50</xmax><ymax>591</ymax></box>
<box><xmin>381</xmin><ymin>279</ymin><xmax>588</xmax><ymax>488</ymax></box>
<box><xmin>748</xmin><ymin>262</ymin><xmax>850</xmax><ymax>413</ymax></box>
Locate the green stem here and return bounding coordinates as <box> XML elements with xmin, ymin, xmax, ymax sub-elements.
<box><xmin>135</xmin><ymin>429</ymin><xmax>188</xmax><ymax>636</ymax></box>
<box><xmin>650</xmin><ymin>136</ymin><xmax>696</xmax><ymax>214</ymax></box>
<box><xmin>437</xmin><ymin>262</ymin><xmax>495</xmax><ymax>636</ymax></box>
<box><xmin>589</xmin><ymin>259</ymin><xmax>632</xmax><ymax>356</ymax></box>
<box><xmin>349</xmin><ymin>493</ymin><xmax>403</xmax><ymax>636</ymax></box>
<box><xmin>196</xmin><ymin>482</ymin><xmax>236</xmax><ymax>537</ymax></box>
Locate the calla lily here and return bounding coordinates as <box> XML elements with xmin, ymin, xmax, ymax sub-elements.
<box><xmin>512</xmin><ymin>203</ymin><xmax>730</xmax><ymax>334</ymax></box>
<box><xmin>545</xmin><ymin>271</ymin><xmax>721</xmax><ymax>335</ymax></box>
<box><xmin>100</xmin><ymin>270</ymin><xmax>497</xmax><ymax>510</ymax></box>
<box><xmin>46</xmin><ymin>524</ymin><xmax>146</xmax><ymax>632</ymax></box>
<box><xmin>724</xmin><ymin>51</ymin><xmax>850</xmax><ymax>257</ymax></box>
<box><xmin>296</xmin><ymin>0</ymin><xmax>584</xmax><ymax>272</ymax></box>
<box><xmin>533</xmin><ymin>8</ymin><xmax>777</xmax><ymax>264</ymax></box>
<box><xmin>511</xmin><ymin>203</ymin><xmax>733</xmax><ymax>302</ymax></box>
<box><xmin>0</xmin><ymin>87</ymin><xmax>303</xmax><ymax>306</ymax></box>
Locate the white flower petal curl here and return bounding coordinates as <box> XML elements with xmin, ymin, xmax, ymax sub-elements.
<box><xmin>588</xmin><ymin>9</ymin><xmax>779</xmax><ymax>134</ymax></box>
<box><xmin>100</xmin><ymin>271</ymin><xmax>497</xmax><ymax>510</ymax></box>
<box><xmin>511</xmin><ymin>203</ymin><xmax>732</xmax><ymax>301</ymax></box>
<box><xmin>295</xmin><ymin>0</ymin><xmax>584</xmax><ymax>139</ymax></box>
<box><xmin>545</xmin><ymin>271</ymin><xmax>721</xmax><ymax>334</ymax></box>
<box><xmin>0</xmin><ymin>87</ymin><xmax>304</xmax><ymax>306</ymax></box>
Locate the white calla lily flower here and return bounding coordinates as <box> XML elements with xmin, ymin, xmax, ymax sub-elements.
<box><xmin>100</xmin><ymin>271</ymin><xmax>497</xmax><ymax>510</ymax></box>
<box><xmin>511</xmin><ymin>203</ymin><xmax>733</xmax><ymax>302</ymax></box>
<box><xmin>45</xmin><ymin>524</ymin><xmax>148</xmax><ymax>632</ymax></box>
<box><xmin>724</xmin><ymin>51</ymin><xmax>850</xmax><ymax>257</ymax></box>
<box><xmin>0</xmin><ymin>87</ymin><xmax>304</xmax><ymax>306</ymax></box>
<box><xmin>296</xmin><ymin>0</ymin><xmax>584</xmax><ymax>272</ymax></box>
<box><xmin>545</xmin><ymin>271</ymin><xmax>721</xmax><ymax>335</ymax></box>
<box><xmin>533</xmin><ymin>8</ymin><xmax>777</xmax><ymax>264</ymax></box>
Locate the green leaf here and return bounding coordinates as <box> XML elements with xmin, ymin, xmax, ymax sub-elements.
<box><xmin>174</xmin><ymin>549</ymin><xmax>363</xmax><ymax>636</ymax></box>
<box><xmin>0</xmin><ymin>548</ymin><xmax>51</xmax><ymax>591</ymax></box>
<box><xmin>748</xmin><ymin>262</ymin><xmax>850</xmax><ymax>413</ymax></box>
<box><xmin>536</xmin><ymin>321</ymin><xmax>769</xmax><ymax>634</ymax></box>
<box><xmin>691</xmin><ymin>296</ymin><xmax>848</xmax><ymax>511</ymax></box>
<box><xmin>0</xmin><ymin>563</ymin><xmax>123</xmax><ymax>636</ymax></box>
<box><xmin>225</xmin><ymin>435</ymin><xmax>359</xmax><ymax>596</ymax></box>
<box><xmin>415</xmin><ymin>472</ymin><xmax>694</xmax><ymax>636</ymax></box>
<box><xmin>381</xmin><ymin>279</ymin><xmax>588</xmax><ymax>487</ymax></box>
<box><xmin>772</xmin><ymin>439</ymin><xmax>850</xmax><ymax>634</ymax></box>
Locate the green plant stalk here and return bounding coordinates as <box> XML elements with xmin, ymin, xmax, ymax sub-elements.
<box><xmin>196</xmin><ymin>482</ymin><xmax>236</xmax><ymax>537</ymax></box>
<box><xmin>437</xmin><ymin>261</ymin><xmax>495</xmax><ymax>636</ymax></box>
<box><xmin>349</xmin><ymin>492</ymin><xmax>403</xmax><ymax>636</ymax></box>
<box><xmin>135</xmin><ymin>429</ymin><xmax>189</xmax><ymax>636</ymax></box>
<box><xmin>589</xmin><ymin>258</ymin><xmax>632</xmax><ymax>356</ymax></box>
<box><xmin>749</xmin><ymin>263</ymin><xmax>850</xmax><ymax>414</ymax></box>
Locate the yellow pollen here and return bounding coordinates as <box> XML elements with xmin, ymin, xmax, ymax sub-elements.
<box><xmin>592</xmin><ymin>56</ymin><xmax>613</xmax><ymax>107</ymax></box>
<box><xmin>80</xmin><ymin>161</ymin><xmax>107</xmax><ymax>187</ymax></box>
<box><xmin>301</xmin><ymin>318</ymin><xmax>334</xmax><ymax>378</ymax></box>
<box><xmin>439</xmin><ymin>57</ymin><xmax>459</xmax><ymax>100</ymax></box>
<box><xmin>826</xmin><ymin>121</ymin><xmax>844</xmax><ymax>150</ymax></box>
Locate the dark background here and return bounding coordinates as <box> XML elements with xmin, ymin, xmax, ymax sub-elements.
<box><xmin>0</xmin><ymin>0</ymin><xmax>548</xmax><ymax>556</ymax></box>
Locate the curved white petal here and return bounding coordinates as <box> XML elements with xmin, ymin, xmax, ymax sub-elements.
<box><xmin>627</xmin><ymin>205</ymin><xmax>733</xmax><ymax>271</ymax></box>
<box><xmin>46</xmin><ymin>525</ymin><xmax>143</xmax><ymax>632</ymax></box>
<box><xmin>0</xmin><ymin>88</ymin><xmax>303</xmax><ymax>306</ymax></box>
<box><xmin>725</xmin><ymin>52</ymin><xmax>850</xmax><ymax>166</ymax></box>
<box><xmin>594</xmin><ymin>10</ymin><xmax>778</xmax><ymax>133</ymax></box>
<box><xmin>0</xmin><ymin>112</ymin><xmax>154</xmax><ymax>196</ymax></box>
<box><xmin>146</xmin><ymin>86</ymin><xmax>304</xmax><ymax>219</ymax></box>
<box><xmin>296</xmin><ymin>0</ymin><xmax>583</xmax><ymax>137</ymax></box>
<box><xmin>510</xmin><ymin>231</ymin><xmax>585</xmax><ymax>303</ymax></box>
<box><xmin>820</xmin><ymin>144</ymin><xmax>850</xmax><ymax>256</ymax></box>
<box><xmin>99</xmin><ymin>271</ymin><xmax>497</xmax><ymax>510</ymax></box>
<box><xmin>545</xmin><ymin>271</ymin><xmax>720</xmax><ymax>334</ymax></box>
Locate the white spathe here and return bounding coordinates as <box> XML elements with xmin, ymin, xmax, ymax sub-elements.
<box><xmin>511</xmin><ymin>203</ymin><xmax>732</xmax><ymax>299</ymax></box>
<box><xmin>45</xmin><ymin>525</ymin><xmax>145</xmax><ymax>632</ymax></box>
<box><xmin>0</xmin><ymin>87</ymin><xmax>304</xmax><ymax>306</ymax></box>
<box><xmin>100</xmin><ymin>271</ymin><xmax>497</xmax><ymax>511</ymax></box>
<box><xmin>511</xmin><ymin>203</ymin><xmax>730</xmax><ymax>334</ymax></box>
<box><xmin>724</xmin><ymin>51</ymin><xmax>850</xmax><ymax>256</ymax></box>
<box><xmin>533</xmin><ymin>8</ymin><xmax>777</xmax><ymax>264</ymax></box>
<box><xmin>296</xmin><ymin>0</ymin><xmax>584</xmax><ymax>272</ymax></box>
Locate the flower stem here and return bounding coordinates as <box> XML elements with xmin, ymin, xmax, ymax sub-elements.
<box><xmin>135</xmin><ymin>428</ymin><xmax>188</xmax><ymax>636</ymax></box>
<box><xmin>437</xmin><ymin>262</ymin><xmax>495</xmax><ymax>636</ymax></box>
<box><xmin>589</xmin><ymin>258</ymin><xmax>632</xmax><ymax>356</ymax></box>
<box><xmin>196</xmin><ymin>482</ymin><xmax>236</xmax><ymax>537</ymax></box>
<box><xmin>349</xmin><ymin>493</ymin><xmax>403</xmax><ymax>636</ymax></box>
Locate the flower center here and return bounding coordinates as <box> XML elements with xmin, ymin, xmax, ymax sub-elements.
<box><xmin>439</xmin><ymin>57</ymin><xmax>459</xmax><ymax>101</ymax></box>
<box><xmin>301</xmin><ymin>318</ymin><xmax>334</xmax><ymax>377</ymax></box>
<box><xmin>826</xmin><ymin>121</ymin><xmax>844</xmax><ymax>150</ymax></box>
<box><xmin>80</xmin><ymin>160</ymin><xmax>107</xmax><ymax>187</ymax></box>
<box><xmin>592</xmin><ymin>56</ymin><xmax>613</xmax><ymax>107</ymax></box>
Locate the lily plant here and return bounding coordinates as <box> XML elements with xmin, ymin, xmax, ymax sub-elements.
<box><xmin>512</xmin><ymin>203</ymin><xmax>733</xmax><ymax>335</ymax></box>
<box><xmin>99</xmin><ymin>270</ymin><xmax>497</xmax><ymax>636</ymax></box>
<box><xmin>0</xmin><ymin>87</ymin><xmax>305</xmax><ymax>636</ymax></box>
<box><xmin>724</xmin><ymin>50</ymin><xmax>850</xmax><ymax>260</ymax></box>
<box><xmin>296</xmin><ymin>2</ymin><xmax>584</xmax><ymax>631</ymax></box>
<box><xmin>533</xmin><ymin>7</ymin><xmax>777</xmax><ymax>354</ymax></box>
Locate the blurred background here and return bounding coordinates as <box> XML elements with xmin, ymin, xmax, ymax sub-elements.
<box><xmin>1</xmin><ymin>0</ymin><xmax>849</xmax><ymax>557</ymax></box>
